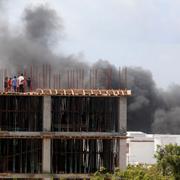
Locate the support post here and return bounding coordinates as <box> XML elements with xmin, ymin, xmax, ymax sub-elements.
<box><xmin>43</xmin><ymin>96</ymin><xmax>51</xmax><ymax>176</ymax></box>
<box><xmin>43</xmin><ymin>96</ymin><xmax>51</xmax><ymax>131</ymax></box>
<box><xmin>118</xmin><ymin>97</ymin><xmax>127</xmax><ymax>170</ymax></box>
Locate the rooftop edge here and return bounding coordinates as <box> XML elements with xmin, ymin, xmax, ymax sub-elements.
<box><xmin>0</xmin><ymin>89</ymin><xmax>132</xmax><ymax>97</ymax></box>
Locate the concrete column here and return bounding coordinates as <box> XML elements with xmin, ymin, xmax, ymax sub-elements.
<box><xmin>42</xmin><ymin>96</ymin><xmax>51</xmax><ymax>175</ymax></box>
<box><xmin>43</xmin><ymin>96</ymin><xmax>51</xmax><ymax>131</ymax></box>
<box><xmin>118</xmin><ymin>97</ymin><xmax>127</xmax><ymax>132</ymax></box>
<box><xmin>118</xmin><ymin>97</ymin><xmax>127</xmax><ymax>170</ymax></box>
<box><xmin>118</xmin><ymin>139</ymin><xmax>127</xmax><ymax>170</ymax></box>
<box><xmin>43</xmin><ymin>139</ymin><xmax>51</xmax><ymax>173</ymax></box>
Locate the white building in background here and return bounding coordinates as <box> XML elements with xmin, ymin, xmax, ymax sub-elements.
<box><xmin>126</xmin><ymin>131</ymin><xmax>180</xmax><ymax>165</ymax></box>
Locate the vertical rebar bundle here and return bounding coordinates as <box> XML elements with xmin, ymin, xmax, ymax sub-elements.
<box><xmin>0</xmin><ymin>65</ymin><xmax>128</xmax><ymax>91</ymax></box>
<box><xmin>0</xmin><ymin>139</ymin><xmax>42</xmax><ymax>173</ymax></box>
<box><xmin>0</xmin><ymin>96</ymin><xmax>43</xmax><ymax>131</ymax></box>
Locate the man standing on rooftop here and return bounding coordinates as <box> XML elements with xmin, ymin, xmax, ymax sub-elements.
<box><xmin>18</xmin><ymin>74</ymin><xmax>25</xmax><ymax>92</ymax></box>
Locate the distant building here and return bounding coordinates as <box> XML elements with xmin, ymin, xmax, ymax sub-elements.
<box><xmin>127</xmin><ymin>131</ymin><xmax>180</xmax><ymax>165</ymax></box>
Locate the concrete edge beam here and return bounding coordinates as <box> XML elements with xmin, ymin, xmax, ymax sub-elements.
<box><xmin>0</xmin><ymin>131</ymin><xmax>128</xmax><ymax>139</ymax></box>
<box><xmin>0</xmin><ymin>173</ymin><xmax>92</xmax><ymax>179</ymax></box>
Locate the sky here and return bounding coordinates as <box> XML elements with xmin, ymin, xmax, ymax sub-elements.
<box><xmin>3</xmin><ymin>0</ymin><xmax>180</xmax><ymax>89</ymax></box>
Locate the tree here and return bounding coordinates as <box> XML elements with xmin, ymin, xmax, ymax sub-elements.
<box><xmin>154</xmin><ymin>144</ymin><xmax>180</xmax><ymax>179</ymax></box>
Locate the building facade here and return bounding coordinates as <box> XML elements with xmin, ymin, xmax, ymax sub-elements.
<box><xmin>0</xmin><ymin>89</ymin><xmax>131</xmax><ymax>179</ymax></box>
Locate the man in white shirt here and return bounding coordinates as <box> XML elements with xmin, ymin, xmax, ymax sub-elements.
<box><xmin>18</xmin><ymin>73</ymin><xmax>25</xmax><ymax>92</ymax></box>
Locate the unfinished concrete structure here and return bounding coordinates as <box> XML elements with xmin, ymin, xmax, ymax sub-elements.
<box><xmin>0</xmin><ymin>89</ymin><xmax>131</xmax><ymax>179</ymax></box>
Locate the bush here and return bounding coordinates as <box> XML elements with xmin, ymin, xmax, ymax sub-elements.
<box><xmin>91</xmin><ymin>144</ymin><xmax>180</xmax><ymax>180</ymax></box>
<box><xmin>155</xmin><ymin>144</ymin><xmax>180</xmax><ymax>179</ymax></box>
<box><xmin>91</xmin><ymin>165</ymin><xmax>173</xmax><ymax>180</ymax></box>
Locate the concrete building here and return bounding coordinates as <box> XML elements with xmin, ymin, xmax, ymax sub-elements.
<box><xmin>127</xmin><ymin>131</ymin><xmax>180</xmax><ymax>165</ymax></box>
<box><xmin>0</xmin><ymin>89</ymin><xmax>131</xmax><ymax>179</ymax></box>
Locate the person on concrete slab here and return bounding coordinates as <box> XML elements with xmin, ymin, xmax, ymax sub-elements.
<box><xmin>18</xmin><ymin>73</ymin><xmax>25</xmax><ymax>92</ymax></box>
<box><xmin>12</xmin><ymin>76</ymin><xmax>17</xmax><ymax>92</ymax></box>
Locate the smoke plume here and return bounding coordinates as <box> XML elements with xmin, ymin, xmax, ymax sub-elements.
<box><xmin>0</xmin><ymin>0</ymin><xmax>7</xmax><ymax>34</ymax></box>
<box><xmin>126</xmin><ymin>67</ymin><xmax>161</xmax><ymax>133</ymax></box>
<box><xmin>24</xmin><ymin>5</ymin><xmax>63</xmax><ymax>47</ymax></box>
<box><xmin>0</xmin><ymin>4</ymin><xmax>88</xmax><ymax>74</ymax></box>
<box><xmin>151</xmin><ymin>85</ymin><xmax>180</xmax><ymax>134</ymax></box>
<box><xmin>0</xmin><ymin>3</ymin><xmax>180</xmax><ymax>134</ymax></box>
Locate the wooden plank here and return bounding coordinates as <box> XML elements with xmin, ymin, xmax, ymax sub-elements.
<box><xmin>0</xmin><ymin>131</ymin><xmax>128</xmax><ymax>139</ymax></box>
<box><xmin>0</xmin><ymin>89</ymin><xmax>131</xmax><ymax>97</ymax></box>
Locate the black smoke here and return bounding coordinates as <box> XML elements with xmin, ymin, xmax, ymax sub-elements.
<box><xmin>0</xmin><ymin>3</ymin><xmax>180</xmax><ymax>134</ymax></box>
<box><xmin>151</xmin><ymin>85</ymin><xmax>180</xmax><ymax>134</ymax></box>
<box><xmin>0</xmin><ymin>4</ymin><xmax>87</xmax><ymax>72</ymax></box>
<box><xmin>127</xmin><ymin>67</ymin><xmax>160</xmax><ymax>133</ymax></box>
<box><xmin>24</xmin><ymin>5</ymin><xmax>63</xmax><ymax>47</ymax></box>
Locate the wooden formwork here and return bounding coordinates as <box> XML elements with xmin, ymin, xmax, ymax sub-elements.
<box><xmin>0</xmin><ymin>88</ymin><xmax>131</xmax><ymax>96</ymax></box>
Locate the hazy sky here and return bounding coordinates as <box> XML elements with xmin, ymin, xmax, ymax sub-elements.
<box><xmin>3</xmin><ymin>0</ymin><xmax>180</xmax><ymax>89</ymax></box>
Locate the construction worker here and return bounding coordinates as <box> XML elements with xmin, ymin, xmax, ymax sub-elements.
<box><xmin>16</xmin><ymin>77</ymin><xmax>19</xmax><ymax>92</ymax></box>
<box><xmin>18</xmin><ymin>73</ymin><xmax>25</xmax><ymax>92</ymax></box>
<box><xmin>7</xmin><ymin>77</ymin><xmax>12</xmax><ymax>92</ymax></box>
<box><xmin>4</xmin><ymin>77</ymin><xmax>8</xmax><ymax>92</ymax></box>
<box><xmin>12</xmin><ymin>76</ymin><xmax>17</xmax><ymax>92</ymax></box>
<box><xmin>27</xmin><ymin>77</ymin><xmax>31</xmax><ymax>92</ymax></box>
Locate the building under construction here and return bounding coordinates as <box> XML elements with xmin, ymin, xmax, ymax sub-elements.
<box><xmin>0</xmin><ymin>68</ymin><xmax>131</xmax><ymax>179</ymax></box>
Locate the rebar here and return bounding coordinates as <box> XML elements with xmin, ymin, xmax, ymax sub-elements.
<box><xmin>0</xmin><ymin>65</ymin><xmax>128</xmax><ymax>91</ymax></box>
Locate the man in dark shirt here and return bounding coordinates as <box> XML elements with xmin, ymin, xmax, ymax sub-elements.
<box><xmin>4</xmin><ymin>77</ymin><xmax>8</xmax><ymax>92</ymax></box>
<box><xmin>27</xmin><ymin>77</ymin><xmax>31</xmax><ymax>91</ymax></box>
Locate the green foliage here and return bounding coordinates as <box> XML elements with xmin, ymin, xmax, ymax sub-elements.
<box><xmin>91</xmin><ymin>165</ymin><xmax>173</xmax><ymax>180</ymax></box>
<box><xmin>114</xmin><ymin>164</ymin><xmax>171</xmax><ymax>180</ymax></box>
<box><xmin>155</xmin><ymin>144</ymin><xmax>180</xmax><ymax>179</ymax></box>
<box><xmin>91</xmin><ymin>167</ymin><xmax>112</xmax><ymax>180</ymax></box>
<box><xmin>91</xmin><ymin>144</ymin><xmax>180</xmax><ymax>180</ymax></box>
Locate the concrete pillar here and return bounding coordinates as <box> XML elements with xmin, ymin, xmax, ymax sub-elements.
<box><xmin>43</xmin><ymin>96</ymin><xmax>51</xmax><ymax>131</ymax></box>
<box><xmin>118</xmin><ymin>97</ymin><xmax>127</xmax><ymax>170</ymax></box>
<box><xmin>42</xmin><ymin>96</ymin><xmax>51</xmax><ymax>175</ymax></box>
<box><xmin>118</xmin><ymin>97</ymin><xmax>127</xmax><ymax>132</ymax></box>
<box><xmin>118</xmin><ymin>139</ymin><xmax>127</xmax><ymax>170</ymax></box>
<box><xmin>43</xmin><ymin>139</ymin><xmax>51</xmax><ymax>173</ymax></box>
